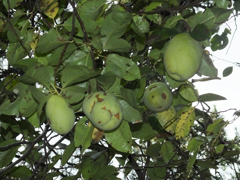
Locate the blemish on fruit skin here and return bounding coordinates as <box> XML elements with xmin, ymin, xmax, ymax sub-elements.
<box><xmin>104</xmin><ymin>92</ymin><xmax>107</xmax><ymax>96</ymax></box>
<box><xmin>149</xmin><ymin>86</ymin><xmax>157</xmax><ymax>91</ymax></box>
<box><xmin>162</xmin><ymin>93</ymin><xmax>167</xmax><ymax>100</ymax></box>
<box><xmin>98</xmin><ymin>121</ymin><xmax>101</xmax><ymax>124</ymax></box>
<box><xmin>90</xmin><ymin>101</ymin><xmax>96</xmax><ymax>113</ymax></box>
<box><xmin>114</xmin><ymin>113</ymin><xmax>120</xmax><ymax>120</ymax></box>
<box><xmin>68</xmin><ymin>104</ymin><xmax>72</xmax><ymax>108</ymax></box>
<box><xmin>158</xmin><ymin>106</ymin><xmax>162</xmax><ymax>109</ymax></box>
<box><xmin>47</xmin><ymin>118</ymin><xmax>51</xmax><ymax>125</ymax></box>
<box><xmin>96</xmin><ymin>94</ymin><xmax>104</xmax><ymax>102</ymax></box>
<box><xmin>102</xmin><ymin>106</ymin><xmax>107</xmax><ymax>110</ymax></box>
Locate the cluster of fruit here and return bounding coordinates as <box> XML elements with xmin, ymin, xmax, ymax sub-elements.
<box><xmin>45</xmin><ymin>33</ymin><xmax>203</xmax><ymax>134</ymax></box>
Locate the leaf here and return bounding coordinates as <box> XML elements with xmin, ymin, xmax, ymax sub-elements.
<box><xmin>187</xmin><ymin>138</ymin><xmax>203</xmax><ymax>152</ymax></box>
<box><xmin>78</xmin><ymin>0</ymin><xmax>106</xmax><ymax>21</ymax></box>
<box><xmin>28</xmin><ymin>111</ymin><xmax>40</xmax><ymax>127</ymax></box>
<box><xmin>131</xmin><ymin>15</ymin><xmax>150</xmax><ymax>36</ymax></box>
<box><xmin>211</xmin><ymin>33</ymin><xmax>229</xmax><ymax>51</ymax></box>
<box><xmin>198</xmin><ymin>51</ymin><xmax>218</xmax><ymax>78</ymax></box>
<box><xmin>156</xmin><ymin>105</ymin><xmax>177</xmax><ymax>134</ymax></box>
<box><xmin>164</xmin><ymin>15</ymin><xmax>183</xmax><ymax>28</ymax></box>
<box><xmin>3</xmin><ymin>0</ymin><xmax>23</xmax><ymax>9</ymax></box>
<box><xmin>100</xmin><ymin>11</ymin><xmax>132</xmax><ymax>52</ymax></box>
<box><xmin>106</xmin><ymin>54</ymin><xmax>141</xmax><ymax>81</ymax></box>
<box><xmin>74</xmin><ymin>117</ymin><xmax>94</xmax><ymax>152</ymax></box>
<box><xmin>189</xmin><ymin>24</ymin><xmax>211</xmax><ymax>41</ymax></box>
<box><xmin>199</xmin><ymin>93</ymin><xmax>227</xmax><ymax>102</ymax></box>
<box><xmin>130</xmin><ymin>123</ymin><xmax>157</xmax><ymax>141</ymax></box>
<box><xmin>7</xmin><ymin>166</ymin><xmax>32</xmax><ymax>179</ymax></box>
<box><xmin>61</xmin><ymin>65</ymin><xmax>100</xmax><ymax>88</ymax></box>
<box><xmin>195</xmin><ymin>160</ymin><xmax>217</xmax><ymax>169</ymax></box>
<box><xmin>146</xmin><ymin>143</ymin><xmax>162</xmax><ymax>157</ymax></box>
<box><xmin>105</xmin><ymin>121</ymin><xmax>132</xmax><ymax>153</ymax></box>
<box><xmin>18</xmin><ymin>65</ymin><xmax>54</xmax><ymax>90</ymax></box>
<box><xmin>0</xmin><ymin>98</ymin><xmax>20</xmax><ymax>116</ymax></box>
<box><xmin>61</xmin><ymin>86</ymin><xmax>87</xmax><ymax>104</ymax></box>
<box><xmin>35</xmin><ymin>29</ymin><xmax>67</xmax><ymax>54</ymax></box>
<box><xmin>65</xmin><ymin>51</ymin><xmax>93</xmax><ymax>67</ymax></box>
<box><xmin>160</xmin><ymin>141</ymin><xmax>175</xmax><ymax>163</ymax></box>
<box><xmin>207</xmin><ymin>118</ymin><xmax>226</xmax><ymax>135</ymax></box>
<box><xmin>179</xmin><ymin>84</ymin><xmax>198</xmax><ymax>102</ymax></box>
<box><xmin>175</xmin><ymin>107</ymin><xmax>195</xmax><ymax>139</ymax></box>
<box><xmin>119</xmin><ymin>100</ymin><xmax>142</xmax><ymax>123</ymax></box>
<box><xmin>216</xmin><ymin>0</ymin><xmax>230</xmax><ymax>9</ymax></box>
<box><xmin>61</xmin><ymin>142</ymin><xmax>76</xmax><ymax>166</ymax></box>
<box><xmin>7</xmin><ymin>42</ymin><xmax>29</xmax><ymax>65</ymax></box>
<box><xmin>18</xmin><ymin>90</ymin><xmax>38</xmax><ymax>117</ymax></box>
<box><xmin>147</xmin><ymin>161</ymin><xmax>166</xmax><ymax>179</ymax></box>
<box><xmin>0</xmin><ymin>139</ymin><xmax>20</xmax><ymax>168</ymax></box>
<box><xmin>97</xmin><ymin>71</ymin><xmax>116</xmax><ymax>90</ymax></box>
<box><xmin>187</xmin><ymin>149</ymin><xmax>198</xmax><ymax>175</ymax></box>
<box><xmin>216</xmin><ymin>144</ymin><xmax>225</xmax><ymax>154</ymax></box>
<box><xmin>223</xmin><ymin>66</ymin><xmax>233</xmax><ymax>77</ymax></box>
<box><xmin>39</xmin><ymin>0</ymin><xmax>59</xmax><ymax>19</ymax></box>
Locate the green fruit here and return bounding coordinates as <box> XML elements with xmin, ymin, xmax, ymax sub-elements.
<box><xmin>143</xmin><ymin>82</ymin><xmax>173</xmax><ymax>112</ymax></box>
<box><xmin>46</xmin><ymin>95</ymin><xmax>75</xmax><ymax>134</ymax></box>
<box><xmin>82</xmin><ymin>91</ymin><xmax>123</xmax><ymax>131</ymax></box>
<box><xmin>164</xmin><ymin>33</ymin><xmax>203</xmax><ymax>81</ymax></box>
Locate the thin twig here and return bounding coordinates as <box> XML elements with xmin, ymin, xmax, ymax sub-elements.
<box><xmin>0</xmin><ymin>125</ymin><xmax>49</xmax><ymax>174</ymax></box>
<box><xmin>69</xmin><ymin>0</ymin><xmax>96</xmax><ymax>70</ymax></box>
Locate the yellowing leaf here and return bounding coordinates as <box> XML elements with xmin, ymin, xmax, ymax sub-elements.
<box><xmin>40</xmin><ymin>0</ymin><xmax>59</xmax><ymax>19</ymax></box>
<box><xmin>92</xmin><ymin>127</ymin><xmax>104</xmax><ymax>143</ymax></box>
<box><xmin>29</xmin><ymin>34</ymin><xmax>39</xmax><ymax>51</ymax></box>
<box><xmin>156</xmin><ymin>105</ymin><xmax>177</xmax><ymax>134</ymax></box>
<box><xmin>175</xmin><ymin>107</ymin><xmax>195</xmax><ymax>139</ymax></box>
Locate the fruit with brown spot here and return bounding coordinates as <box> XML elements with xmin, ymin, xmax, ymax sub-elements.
<box><xmin>82</xmin><ymin>91</ymin><xmax>123</xmax><ymax>131</ymax></box>
<box><xmin>142</xmin><ymin>82</ymin><xmax>173</xmax><ymax>112</ymax></box>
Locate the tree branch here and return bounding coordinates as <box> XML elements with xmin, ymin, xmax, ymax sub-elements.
<box><xmin>0</xmin><ymin>125</ymin><xmax>49</xmax><ymax>174</ymax></box>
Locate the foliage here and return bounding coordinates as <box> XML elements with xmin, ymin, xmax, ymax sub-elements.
<box><xmin>0</xmin><ymin>0</ymin><xmax>240</xmax><ymax>179</ymax></box>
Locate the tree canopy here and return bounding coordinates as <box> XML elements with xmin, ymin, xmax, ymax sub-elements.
<box><xmin>0</xmin><ymin>0</ymin><xmax>240</xmax><ymax>179</ymax></box>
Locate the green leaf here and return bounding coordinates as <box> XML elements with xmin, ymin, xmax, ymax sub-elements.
<box><xmin>179</xmin><ymin>84</ymin><xmax>198</xmax><ymax>102</ymax></box>
<box><xmin>199</xmin><ymin>93</ymin><xmax>227</xmax><ymax>102</ymax></box>
<box><xmin>0</xmin><ymin>139</ymin><xmax>20</xmax><ymax>168</ymax></box>
<box><xmin>35</xmin><ymin>29</ymin><xmax>67</xmax><ymax>54</ymax></box>
<box><xmin>100</xmin><ymin>11</ymin><xmax>132</xmax><ymax>52</ymax></box>
<box><xmin>160</xmin><ymin>141</ymin><xmax>175</xmax><ymax>163</ymax></box>
<box><xmin>211</xmin><ymin>33</ymin><xmax>228</xmax><ymax>51</ymax></box>
<box><xmin>61</xmin><ymin>65</ymin><xmax>100</xmax><ymax>88</ymax></box>
<box><xmin>187</xmin><ymin>138</ymin><xmax>203</xmax><ymax>152</ymax></box>
<box><xmin>61</xmin><ymin>86</ymin><xmax>87</xmax><ymax>104</ymax></box>
<box><xmin>216</xmin><ymin>144</ymin><xmax>225</xmax><ymax>154</ymax></box>
<box><xmin>7</xmin><ymin>42</ymin><xmax>28</xmax><ymax>65</ymax></box>
<box><xmin>18</xmin><ymin>65</ymin><xmax>55</xmax><ymax>90</ymax></box>
<box><xmin>0</xmin><ymin>98</ymin><xmax>20</xmax><ymax>116</ymax></box>
<box><xmin>146</xmin><ymin>143</ymin><xmax>162</xmax><ymax>157</ymax></box>
<box><xmin>198</xmin><ymin>52</ymin><xmax>218</xmax><ymax>78</ymax></box>
<box><xmin>105</xmin><ymin>120</ymin><xmax>132</xmax><ymax>153</ymax></box>
<box><xmin>7</xmin><ymin>166</ymin><xmax>32</xmax><ymax>179</ymax></box>
<box><xmin>18</xmin><ymin>90</ymin><xmax>38</xmax><ymax>117</ymax></box>
<box><xmin>207</xmin><ymin>118</ymin><xmax>226</xmax><ymax>135</ymax></box>
<box><xmin>131</xmin><ymin>15</ymin><xmax>150</xmax><ymax>36</ymax></box>
<box><xmin>164</xmin><ymin>15</ymin><xmax>183</xmax><ymax>28</ymax></box>
<box><xmin>195</xmin><ymin>160</ymin><xmax>217</xmax><ymax>169</ymax></box>
<box><xmin>97</xmin><ymin>71</ymin><xmax>116</xmax><ymax>90</ymax></box>
<box><xmin>147</xmin><ymin>161</ymin><xmax>166</xmax><ymax>179</ymax></box>
<box><xmin>175</xmin><ymin>107</ymin><xmax>195</xmax><ymax>139</ymax></box>
<box><xmin>61</xmin><ymin>142</ymin><xmax>76</xmax><ymax>166</ymax></box>
<box><xmin>106</xmin><ymin>54</ymin><xmax>141</xmax><ymax>81</ymax></box>
<box><xmin>187</xmin><ymin>149</ymin><xmax>198</xmax><ymax>174</ymax></box>
<box><xmin>130</xmin><ymin>123</ymin><xmax>157</xmax><ymax>141</ymax></box>
<box><xmin>74</xmin><ymin>117</ymin><xmax>94</xmax><ymax>152</ymax></box>
<box><xmin>78</xmin><ymin>0</ymin><xmax>106</xmax><ymax>21</ymax></box>
<box><xmin>189</xmin><ymin>24</ymin><xmax>211</xmax><ymax>41</ymax></box>
<box><xmin>119</xmin><ymin>100</ymin><xmax>142</xmax><ymax>123</ymax></box>
<box><xmin>223</xmin><ymin>66</ymin><xmax>233</xmax><ymax>77</ymax></box>
<box><xmin>3</xmin><ymin>0</ymin><xmax>23</xmax><ymax>9</ymax></box>
<box><xmin>216</xmin><ymin>0</ymin><xmax>230</xmax><ymax>9</ymax></box>
<box><xmin>28</xmin><ymin>111</ymin><xmax>40</xmax><ymax>127</ymax></box>
<box><xmin>65</xmin><ymin>51</ymin><xmax>93</xmax><ymax>67</ymax></box>
<box><xmin>47</xmin><ymin>43</ymin><xmax>77</xmax><ymax>66</ymax></box>
<box><xmin>156</xmin><ymin>105</ymin><xmax>177</xmax><ymax>134</ymax></box>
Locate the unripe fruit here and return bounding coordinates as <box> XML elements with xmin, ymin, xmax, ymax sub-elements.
<box><xmin>46</xmin><ymin>95</ymin><xmax>75</xmax><ymax>134</ymax></box>
<box><xmin>164</xmin><ymin>33</ymin><xmax>203</xmax><ymax>81</ymax></box>
<box><xmin>82</xmin><ymin>91</ymin><xmax>123</xmax><ymax>131</ymax></box>
<box><xmin>143</xmin><ymin>82</ymin><xmax>173</xmax><ymax>112</ymax></box>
